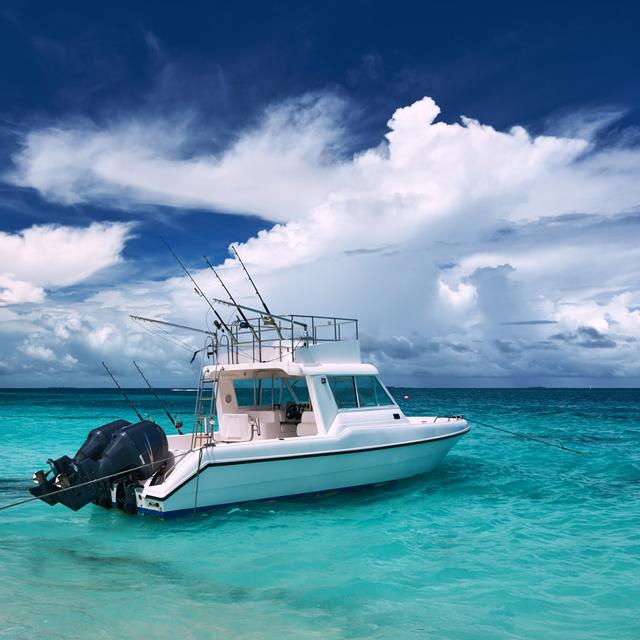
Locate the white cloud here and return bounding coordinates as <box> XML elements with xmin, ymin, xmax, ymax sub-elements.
<box><xmin>438</xmin><ymin>280</ymin><xmax>477</xmax><ymax>307</ymax></box>
<box><xmin>16</xmin><ymin>94</ymin><xmax>638</xmax><ymax>231</ymax></box>
<box><xmin>0</xmin><ymin>274</ymin><xmax>44</xmax><ymax>305</ymax></box>
<box><xmin>8</xmin><ymin>94</ymin><xmax>351</xmax><ymax>223</ymax></box>
<box><xmin>0</xmin><ymin>222</ymin><xmax>133</xmax><ymax>287</ymax></box>
<box><xmin>18</xmin><ymin>341</ymin><xmax>56</xmax><ymax>362</ymax></box>
<box><xmin>3</xmin><ymin>95</ymin><xmax>640</xmax><ymax>385</ymax></box>
<box><xmin>0</xmin><ymin>222</ymin><xmax>133</xmax><ymax>306</ymax></box>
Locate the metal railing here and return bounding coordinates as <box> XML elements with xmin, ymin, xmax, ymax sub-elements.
<box><xmin>221</xmin><ymin>314</ymin><xmax>358</xmax><ymax>364</ymax></box>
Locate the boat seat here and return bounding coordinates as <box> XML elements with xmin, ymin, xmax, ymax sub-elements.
<box><xmin>251</xmin><ymin>410</ymin><xmax>281</xmax><ymax>439</ymax></box>
<box><xmin>280</xmin><ymin>421</ymin><xmax>299</xmax><ymax>437</ymax></box>
<box><xmin>218</xmin><ymin>413</ymin><xmax>252</xmax><ymax>442</ymax></box>
<box><xmin>297</xmin><ymin>411</ymin><xmax>318</xmax><ymax>436</ymax></box>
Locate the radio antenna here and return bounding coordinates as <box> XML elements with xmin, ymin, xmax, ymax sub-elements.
<box><xmin>101</xmin><ymin>361</ymin><xmax>144</xmax><ymax>421</ymax></box>
<box><xmin>160</xmin><ymin>238</ymin><xmax>234</xmax><ymax>340</ymax></box>
<box><xmin>132</xmin><ymin>361</ymin><xmax>183</xmax><ymax>434</ymax></box>
<box><xmin>231</xmin><ymin>245</ymin><xmax>283</xmax><ymax>339</ymax></box>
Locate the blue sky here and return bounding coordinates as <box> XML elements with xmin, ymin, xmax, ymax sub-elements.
<box><xmin>1</xmin><ymin>1</ymin><xmax>640</xmax><ymax>387</ymax></box>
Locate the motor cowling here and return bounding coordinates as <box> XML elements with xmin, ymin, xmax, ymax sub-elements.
<box><xmin>30</xmin><ymin>419</ymin><xmax>168</xmax><ymax>513</ymax></box>
<box><xmin>97</xmin><ymin>420</ymin><xmax>168</xmax><ymax>480</ymax></box>
<box><xmin>73</xmin><ymin>419</ymin><xmax>131</xmax><ymax>463</ymax></box>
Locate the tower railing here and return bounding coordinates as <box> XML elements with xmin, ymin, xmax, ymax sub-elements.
<box><xmin>221</xmin><ymin>314</ymin><xmax>358</xmax><ymax>364</ymax></box>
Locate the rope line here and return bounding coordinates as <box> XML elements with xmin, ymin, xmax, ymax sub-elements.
<box><xmin>132</xmin><ymin>318</ymin><xmax>195</xmax><ymax>353</ymax></box>
<box><xmin>466</xmin><ymin>418</ymin><xmax>582</xmax><ymax>454</ymax></box>
<box><xmin>154</xmin><ymin>325</ymin><xmax>195</xmax><ymax>352</ymax></box>
<box><xmin>137</xmin><ymin>322</ymin><xmax>187</xmax><ymax>352</ymax></box>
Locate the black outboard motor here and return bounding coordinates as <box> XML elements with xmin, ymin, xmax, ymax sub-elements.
<box><xmin>74</xmin><ymin>419</ymin><xmax>131</xmax><ymax>463</ymax></box>
<box><xmin>30</xmin><ymin>419</ymin><xmax>168</xmax><ymax>514</ymax></box>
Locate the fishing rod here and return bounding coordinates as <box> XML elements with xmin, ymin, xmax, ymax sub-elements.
<box><xmin>203</xmin><ymin>255</ymin><xmax>260</xmax><ymax>342</ymax></box>
<box><xmin>231</xmin><ymin>245</ymin><xmax>284</xmax><ymax>339</ymax></box>
<box><xmin>130</xmin><ymin>315</ymin><xmax>216</xmax><ymax>336</ymax></box>
<box><xmin>130</xmin><ymin>314</ymin><xmax>216</xmax><ymax>365</ymax></box>
<box><xmin>101</xmin><ymin>361</ymin><xmax>144</xmax><ymax>421</ymax></box>
<box><xmin>206</xmin><ymin>294</ymin><xmax>307</xmax><ymax>329</ymax></box>
<box><xmin>160</xmin><ymin>238</ymin><xmax>235</xmax><ymax>340</ymax></box>
<box><xmin>132</xmin><ymin>361</ymin><xmax>183</xmax><ymax>434</ymax></box>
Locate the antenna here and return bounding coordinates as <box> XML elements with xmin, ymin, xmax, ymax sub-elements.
<box><xmin>203</xmin><ymin>255</ymin><xmax>260</xmax><ymax>342</ymax></box>
<box><xmin>101</xmin><ymin>361</ymin><xmax>144</xmax><ymax>421</ymax></box>
<box><xmin>133</xmin><ymin>361</ymin><xmax>183</xmax><ymax>434</ymax></box>
<box><xmin>231</xmin><ymin>245</ymin><xmax>284</xmax><ymax>339</ymax></box>
<box><xmin>160</xmin><ymin>238</ymin><xmax>235</xmax><ymax>340</ymax></box>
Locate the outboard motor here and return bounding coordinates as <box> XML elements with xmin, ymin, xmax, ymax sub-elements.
<box><xmin>30</xmin><ymin>419</ymin><xmax>168</xmax><ymax>514</ymax></box>
<box><xmin>74</xmin><ymin>419</ymin><xmax>132</xmax><ymax>463</ymax></box>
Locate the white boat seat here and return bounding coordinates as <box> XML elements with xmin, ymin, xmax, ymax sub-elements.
<box><xmin>251</xmin><ymin>411</ymin><xmax>280</xmax><ymax>439</ymax></box>
<box><xmin>297</xmin><ymin>411</ymin><xmax>317</xmax><ymax>436</ymax></box>
<box><xmin>280</xmin><ymin>421</ymin><xmax>298</xmax><ymax>437</ymax></box>
<box><xmin>218</xmin><ymin>413</ymin><xmax>252</xmax><ymax>442</ymax></box>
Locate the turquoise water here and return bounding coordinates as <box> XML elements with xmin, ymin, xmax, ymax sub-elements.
<box><xmin>1</xmin><ymin>388</ymin><xmax>638</xmax><ymax>639</ymax></box>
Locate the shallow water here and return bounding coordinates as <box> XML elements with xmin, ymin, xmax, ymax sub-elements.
<box><xmin>1</xmin><ymin>388</ymin><xmax>638</xmax><ymax>639</ymax></box>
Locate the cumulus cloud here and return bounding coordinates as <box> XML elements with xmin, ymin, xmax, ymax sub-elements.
<box><xmin>0</xmin><ymin>274</ymin><xmax>44</xmax><ymax>305</ymax></box>
<box><xmin>14</xmin><ymin>94</ymin><xmax>640</xmax><ymax>230</ymax></box>
<box><xmin>0</xmin><ymin>222</ymin><xmax>133</xmax><ymax>305</ymax></box>
<box><xmin>18</xmin><ymin>342</ymin><xmax>56</xmax><ymax>361</ymax></box>
<box><xmin>4</xmin><ymin>95</ymin><xmax>640</xmax><ymax>385</ymax></box>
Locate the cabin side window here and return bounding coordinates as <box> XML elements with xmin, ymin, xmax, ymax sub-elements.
<box><xmin>327</xmin><ymin>375</ymin><xmax>395</xmax><ymax>409</ymax></box>
<box><xmin>328</xmin><ymin>376</ymin><xmax>358</xmax><ymax>409</ymax></box>
<box><xmin>233</xmin><ymin>378</ymin><xmax>256</xmax><ymax>407</ymax></box>
<box><xmin>232</xmin><ymin>375</ymin><xmax>311</xmax><ymax>409</ymax></box>
<box><xmin>280</xmin><ymin>378</ymin><xmax>311</xmax><ymax>405</ymax></box>
<box><xmin>355</xmin><ymin>375</ymin><xmax>395</xmax><ymax>407</ymax></box>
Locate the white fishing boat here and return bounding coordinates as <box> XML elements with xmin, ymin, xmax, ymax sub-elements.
<box><xmin>30</xmin><ymin>253</ymin><xmax>469</xmax><ymax>518</ymax></box>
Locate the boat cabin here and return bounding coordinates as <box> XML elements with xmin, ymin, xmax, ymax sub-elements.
<box><xmin>199</xmin><ymin>357</ymin><xmax>399</xmax><ymax>444</ymax></box>
<box><xmin>215</xmin><ymin>369</ymin><xmax>314</xmax><ymax>440</ymax></box>
<box><xmin>191</xmin><ymin>314</ymin><xmax>401</xmax><ymax>446</ymax></box>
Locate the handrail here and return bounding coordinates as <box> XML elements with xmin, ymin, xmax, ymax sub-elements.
<box><xmin>219</xmin><ymin>313</ymin><xmax>358</xmax><ymax>364</ymax></box>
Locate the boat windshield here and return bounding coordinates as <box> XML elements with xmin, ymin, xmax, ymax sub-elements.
<box><xmin>328</xmin><ymin>375</ymin><xmax>396</xmax><ymax>409</ymax></box>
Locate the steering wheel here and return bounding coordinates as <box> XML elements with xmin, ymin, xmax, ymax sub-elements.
<box><xmin>285</xmin><ymin>402</ymin><xmax>303</xmax><ymax>422</ymax></box>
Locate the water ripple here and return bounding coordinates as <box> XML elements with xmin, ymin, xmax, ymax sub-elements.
<box><xmin>0</xmin><ymin>388</ymin><xmax>639</xmax><ymax>639</ymax></box>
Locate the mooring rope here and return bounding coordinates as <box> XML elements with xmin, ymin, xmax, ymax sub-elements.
<box><xmin>466</xmin><ymin>418</ymin><xmax>582</xmax><ymax>454</ymax></box>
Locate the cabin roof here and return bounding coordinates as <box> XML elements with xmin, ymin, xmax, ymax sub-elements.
<box><xmin>203</xmin><ymin>360</ymin><xmax>379</xmax><ymax>380</ymax></box>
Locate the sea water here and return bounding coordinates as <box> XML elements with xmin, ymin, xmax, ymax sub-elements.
<box><xmin>0</xmin><ymin>388</ymin><xmax>638</xmax><ymax>639</ymax></box>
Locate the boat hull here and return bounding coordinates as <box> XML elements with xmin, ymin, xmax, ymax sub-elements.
<box><xmin>138</xmin><ymin>426</ymin><xmax>468</xmax><ymax>518</ymax></box>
